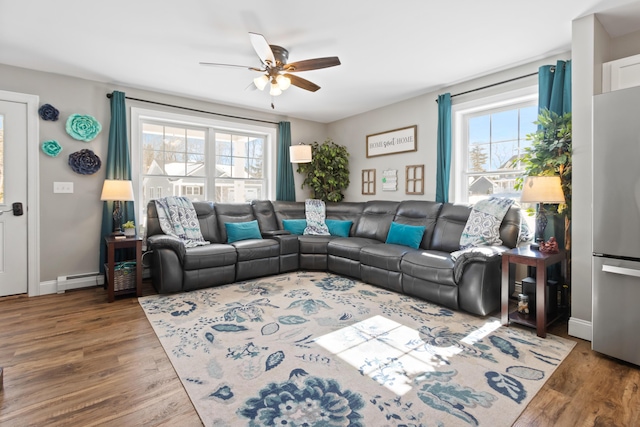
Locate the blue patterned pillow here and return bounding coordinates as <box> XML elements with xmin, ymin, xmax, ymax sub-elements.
<box><xmin>460</xmin><ymin>197</ymin><xmax>514</xmax><ymax>249</ymax></box>
<box><xmin>385</xmin><ymin>222</ymin><xmax>425</xmax><ymax>249</ymax></box>
<box><xmin>225</xmin><ymin>220</ymin><xmax>262</xmax><ymax>243</ymax></box>
<box><xmin>326</xmin><ymin>219</ymin><xmax>353</xmax><ymax>237</ymax></box>
<box><xmin>282</xmin><ymin>219</ymin><xmax>307</xmax><ymax>235</ymax></box>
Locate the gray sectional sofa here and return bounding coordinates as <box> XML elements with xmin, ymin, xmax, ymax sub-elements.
<box><xmin>146</xmin><ymin>199</ymin><xmax>521</xmax><ymax>316</ymax></box>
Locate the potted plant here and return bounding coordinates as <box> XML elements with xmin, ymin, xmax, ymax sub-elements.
<box><xmin>123</xmin><ymin>220</ymin><xmax>136</xmax><ymax>237</ymax></box>
<box><xmin>296</xmin><ymin>139</ymin><xmax>350</xmax><ymax>202</ymax></box>
<box><xmin>517</xmin><ymin>108</ymin><xmax>572</xmax><ymax>288</ymax></box>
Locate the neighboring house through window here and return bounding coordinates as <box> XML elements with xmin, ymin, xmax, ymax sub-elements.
<box><xmin>452</xmin><ymin>86</ymin><xmax>538</xmax><ymax>204</ymax></box>
<box><xmin>130</xmin><ymin>107</ymin><xmax>276</xmax><ymax>234</ymax></box>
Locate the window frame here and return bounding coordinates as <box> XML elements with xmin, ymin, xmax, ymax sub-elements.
<box><xmin>451</xmin><ymin>86</ymin><xmax>538</xmax><ymax>203</ymax></box>
<box><xmin>130</xmin><ymin>107</ymin><xmax>276</xmax><ymax>229</ymax></box>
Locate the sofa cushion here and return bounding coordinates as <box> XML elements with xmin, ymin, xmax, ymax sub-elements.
<box><xmin>282</xmin><ymin>219</ymin><xmax>307</xmax><ymax>235</ymax></box>
<box><xmin>400</xmin><ymin>250</ymin><xmax>456</xmax><ymax>287</ymax></box>
<box><xmin>231</xmin><ymin>239</ymin><xmax>280</xmax><ymax>261</ymax></box>
<box><xmin>353</xmin><ymin>201</ymin><xmax>399</xmax><ymax>241</ymax></box>
<box><xmin>183</xmin><ymin>244</ymin><xmax>237</xmax><ymax>270</ymax></box>
<box><xmin>327</xmin><ymin>237</ymin><xmax>381</xmax><ymax>261</ymax></box>
<box><xmin>326</xmin><ymin>219</ymin><xmax>353</xmax><ymax>237</ymax></box>
<box><xmin>460</xmin><ymin>197</ymin><xmax>515</xmax><ymax>249</ymax></box>
<box><xmin>361</xmin><ymin>244</ymin><xmax>418</xmax><ymax>272</ymax></box>
<box><xmin>385</xmin><ymin>222</ymin><xmax>425</xmax><ymax>249</ymax></box>
<box><xmin>298</xmin><ymin>235</ymin><xmax>336</xmax><ymax>254</ymax></box>
<box><xmin>225</xmin><ymin>220</ymin><xmax>262</xmax><ymax>243</ymax></box>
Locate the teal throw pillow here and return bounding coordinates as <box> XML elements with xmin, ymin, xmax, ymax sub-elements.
<box><xmin>225</xmin><ymin>220</ymin><xmax>262</xmax><ymax>243</ymax></box>
<box><xmin>282</xmin><ymin>219</ymin><xmax>307</xmax><ymax>235</ymax></box>
<box><xmin>385</xmin><ymin>222</ymin><xmax>425</xmax><ymax>249</ymax></box>
<box><xmin>326</xmin><ymin>219</ymin><xmax>353</xmax><ymax>237</ymax></box>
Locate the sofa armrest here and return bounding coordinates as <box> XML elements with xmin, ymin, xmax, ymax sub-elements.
<box><xmin>261</xmin><ymin>230</ymin><xmax>291</xmax><ymax>237</ymax></box>
<box><xmin>450</xmin><ymin>246</ymin><xmax>507</xmax><ymax>283</ymax></box>
<box><xmin>147</xmin><ymin>234</ymin><xmax>186</xmax><ymax>263</ymax></box>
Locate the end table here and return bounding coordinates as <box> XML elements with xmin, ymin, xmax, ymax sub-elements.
<box><xmin>501</xmin><ymin>246</ymin><xmax>566</xmax><ymax>338</ymax></box>
<box><xmin>104</xmin><ymin>236</ymin><xmax>143</xmax><ymax>303</ymax></box>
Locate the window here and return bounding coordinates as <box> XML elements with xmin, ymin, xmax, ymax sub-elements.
<box><xmin>452</xmin><ymin>88</ymin><xmax>537</xmax><ymax>204</ymax></box>
<box><xmin>131</xmin><ymin>108</ymin><xmax>275</xmax><ymax>233</ymax></box>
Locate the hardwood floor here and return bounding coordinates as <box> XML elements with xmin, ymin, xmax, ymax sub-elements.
<box><xmin>0</xmin><ymin>282</ymin><xmax>638</xmax><ymax>426</ymax></box>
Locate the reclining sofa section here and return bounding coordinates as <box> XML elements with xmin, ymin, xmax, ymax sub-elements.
<box><xmin>146</xmin><ymin>199</ymin><xmax>521</xmax><ymax>316</ymax></box>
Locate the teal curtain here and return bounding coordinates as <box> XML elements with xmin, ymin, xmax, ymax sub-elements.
<box><xmin>435</xmin><ymin>93</ymin><xmax>452</xmax><ymax>203</ymax></box>
<box><xmin>99</xmin><ymin>91</ymin><xmax>135</xmax><ymax>273</ymax></box>
<box><xmin>539</xmin><ymin>60</ymin><xmax>572</xmax><ymax>114</ymax></box>
<box><xmin>276</xmin><ymin>121</ymin><xmax>295</xmax><ymax>201</ymax></box>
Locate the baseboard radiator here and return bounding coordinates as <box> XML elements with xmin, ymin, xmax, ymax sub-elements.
<box><xmin>56</xmin><ymin>272</ymin><xmax>104</xmax><ymax>294</ymax></box>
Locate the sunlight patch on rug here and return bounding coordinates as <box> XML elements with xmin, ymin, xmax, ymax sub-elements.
<box><xmin>139</xmin><ymin>271</ymin><xmax>575</xmax><ymax>426</ymax></box>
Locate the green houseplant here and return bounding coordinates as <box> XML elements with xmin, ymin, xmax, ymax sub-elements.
<box><xmin>517</xmin><ymin>109</ymin><xmax>572</xmax><ymax>281</ymax></box>
<box><xmin>123</xmin><ymin>220</ymin><xmax>136</xmax><ymax>237</ymax></box>
<box><xmin>296</xmin><ymin>139</ymin><xmax>350</xmax><ymax>202</ymax></box>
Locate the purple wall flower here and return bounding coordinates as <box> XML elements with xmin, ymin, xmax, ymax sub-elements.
<box><xmin>38</xmin><ymin>104</ymin><xmax>59</xmax><ymax>121</ymax></box>
<box><xmin>68</xmin><ymin>149</ymin><xmax>101</xmax><ymax>175</ymax></box>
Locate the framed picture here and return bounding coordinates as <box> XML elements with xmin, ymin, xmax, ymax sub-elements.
<box><xmin>366</xmin><ymin>125</ymin><xmax>417</xmax><ymax>158</ymax></box>
<box><xmin>362</xmin><ymin>169</ymin><xmax>376</xmax><ymax>195</ymax></box>
<box><xmin>406</xmin><ymin>164</ymin><xmax>424</xmax><ymax>195</ymax></box>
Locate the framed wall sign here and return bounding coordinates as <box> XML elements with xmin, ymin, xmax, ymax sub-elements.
<box><xmin>366</xmin><ymin>125</ymin><xmax>417</xmax><ymax>158</ymax></box>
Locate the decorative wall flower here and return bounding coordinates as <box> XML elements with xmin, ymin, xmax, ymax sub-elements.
<box><xmin>65</xmin><ymin>114</ymin><xmax>102</xmax><ymax>142</ymax></box>
<box><xmin>68</xmin><ymin>149</ymin><xmax>101</xmax><ymax>175</ymax></box>
<box><xmin>38</xmin><ymin>104</ymin><xmax>59</xmax><ymax>121</ymax></box>
<box><xmin>41</xmin><ymin>140</ymin><xmax>62</xmax><ymax>157</ymax></box>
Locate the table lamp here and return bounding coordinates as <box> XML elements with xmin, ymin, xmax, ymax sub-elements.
<box><xmin>520</xmin><ymin>176</ymin><xmax>565</xmax><ymax>250</ymax></box>
<box><xmin>289</xmin><ymin>143</ymin><xmax>312</xmax><ymax>163</ymax></box>
<box><xmin>101</xmin><ymin>179</ymin><xmax>135</xmax><ymax>235</ymax></box>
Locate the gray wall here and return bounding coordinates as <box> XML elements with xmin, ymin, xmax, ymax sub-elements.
<box><xmin>327</xmin><ymin>54</ymin><xmax>571</xmax><ymax>203</ymax></box>
<box><xmin>0</xmin><ymin>63</ymin><xmax>327</xmax><ymax>282</ymax></box>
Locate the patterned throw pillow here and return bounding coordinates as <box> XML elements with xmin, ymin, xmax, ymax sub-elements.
<box><xmin>460</xmin><ymin>197</ymin><xmax>514</xmax><ymax>249</ymax></box>
<box><xmin>303</xmin><ymin>199</ymin><xmax>330</xmax><ymax>235</ymax></box>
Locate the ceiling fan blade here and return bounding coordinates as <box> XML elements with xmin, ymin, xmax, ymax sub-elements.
<box><xmin>249</xmin><ymin>32</ymin><xmax>275</xmax><ymax>65</ymax></box>
<box><xmin>245</xmin><ymin>81</ymin><xmax>258</xmax><ymax>91</ymax></box>
<box><xmin>285</xmin><ymin>74</ymin><xmax>320</xmax><ymax>92</ymax></box>
<box><xmin>284</xmin><ymin>57</ymin><xmax>341</xmax><ymax>72</ymax></box>
<box><xmin>199</xmin><ymin>62</ymin><xmax>263</xmax><ymax>72</ymax></box>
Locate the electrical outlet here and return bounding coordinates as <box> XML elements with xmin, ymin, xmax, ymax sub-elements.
<box><xmin>53</xmin><ymin>182</ymin><xmax>74</xmax><ymax>193</ymax></box>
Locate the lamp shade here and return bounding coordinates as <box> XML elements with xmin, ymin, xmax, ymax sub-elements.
<box><xmin>100</xmin><ymin>179</ymin><xmax>135</xmax><ymax>201</ymax></box>
<box><xmin>289</xmin><ymin>144</ymin><xmax>312</xmax><ymax>163</ymax></box>
<box><xmin>520</xmin><ymin>176</ymin><xmax>565</xmax><ymax>203</ymax></box>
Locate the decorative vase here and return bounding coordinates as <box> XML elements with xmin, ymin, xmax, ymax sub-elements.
<box><xmin>124</xmin><ymin>228</ymin><xmax>135</xmax><ymax>237</ymax></box>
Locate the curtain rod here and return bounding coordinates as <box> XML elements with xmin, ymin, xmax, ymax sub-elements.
<box><xmin>435</xmin><ymin>70</ymin><xmax>542</xmax><ymax>102</ymax></box>
<box><xmin>105</xmin><ymin>93</ymin><xmax>279</xmax><ymax>125</ymax></box>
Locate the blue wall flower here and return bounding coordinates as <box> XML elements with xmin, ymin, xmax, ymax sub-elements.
<box><xmin>66</xmin><ymin>114</ymin><xmax>102</xmax><ymax>142</ymax></box>
<box><xmin>41</xmin><ymin>140</ymin><xmax>62</xmax><ymax>157</ymax></box>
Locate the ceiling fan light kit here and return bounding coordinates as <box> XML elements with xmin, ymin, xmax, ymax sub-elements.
<box><xmin>201</xmin><ymin>32</ymin><xmax>341</xmax><ymax>101</ymax></box>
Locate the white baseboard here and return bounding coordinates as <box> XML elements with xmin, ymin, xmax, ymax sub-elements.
<box><xmin>39</xmin><ymin>273</ymin><xmax>104</xmax><ymax>296</ymax></box>
<box><xmin>568</xmin><ymin>317</ymin><xmax>592</xmax><ymax>341</ymax></box>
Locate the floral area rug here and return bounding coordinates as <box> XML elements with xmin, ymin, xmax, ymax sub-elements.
<box><xmin>139</xmin><ymin>271</ymin><xmax>575</xmax><ymax>426</ymax></box>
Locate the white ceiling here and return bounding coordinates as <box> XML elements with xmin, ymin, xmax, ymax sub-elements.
<box><xmin>1</xmin><ymin>0</ymin><xmax>640</xmax><ymax>123</ymax></box>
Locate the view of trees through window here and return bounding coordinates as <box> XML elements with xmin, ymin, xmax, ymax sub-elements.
<box><xmin>140</xmin><ymin>122</ymin><xmax>266</xmax><ymax>222</ymax></box>
<box><xmin>465</xmin><ymin>104</ymin><xmax>537</xmax><ymax>203</ymax></box>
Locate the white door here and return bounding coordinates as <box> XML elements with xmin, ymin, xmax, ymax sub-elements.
<box><xmin>0</xmin><ymin>99</ymin><xmax>28</xmax><ymax>296</ymax></box>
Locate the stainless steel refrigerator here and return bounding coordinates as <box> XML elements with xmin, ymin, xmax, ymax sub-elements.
<box><xmin>592</xmin><ymin>85</ymin><xmax>640</xmax><ymax>366</ymax></box>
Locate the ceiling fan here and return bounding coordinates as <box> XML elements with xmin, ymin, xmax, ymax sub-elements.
<box><xmin>200</xmin><ymin>32</ymin><xmax>341</xmax><ymax>98</ymax></box>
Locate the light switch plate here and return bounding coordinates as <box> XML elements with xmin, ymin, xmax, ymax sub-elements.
<box><xmin>53</xmin><ymin>182</ymin><xmax>74</xmax><ymax>193</ymax></box>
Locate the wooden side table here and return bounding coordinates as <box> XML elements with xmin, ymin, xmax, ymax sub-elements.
<box><xmin>104</xmin><ymin>236</ymin><xmax>143</xmax><ymax>303</ymax></box>
<box><xmin>501</xmin><ymin>246</ymin><xmax>566</xmax><ymax>338</ymax></box>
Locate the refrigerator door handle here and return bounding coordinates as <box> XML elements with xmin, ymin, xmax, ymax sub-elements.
<box><xmin>602</xmin><ymin>264</ymin><xmax>640</xmax><ymax>278</ymax></box>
